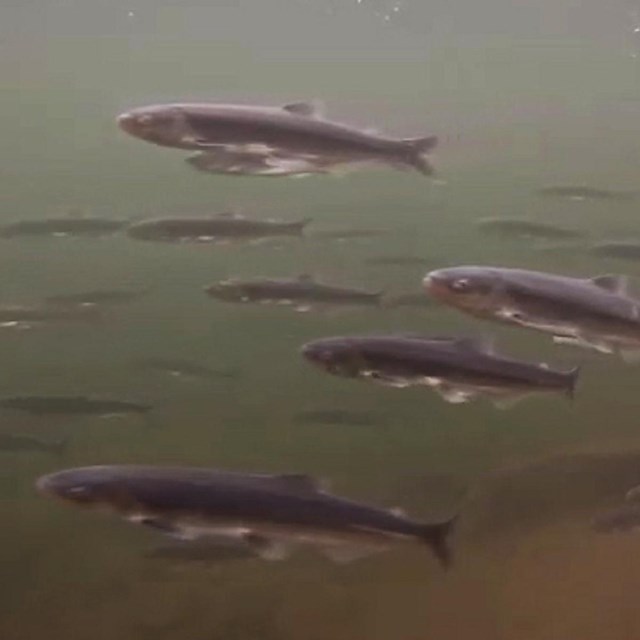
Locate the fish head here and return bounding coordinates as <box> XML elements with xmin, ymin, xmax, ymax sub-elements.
<box><xmin>423</xmin><ymin>266</ymin><xmax>506</xmax><ymax>315</ymax></box>
<box><xmin>36</xmin><ymin>466</ymin><xmax>140</xmax><ymax>513</ymax></box>
<box><xmin>204</xmin><ymin>280</ymin><xmax>250</xmax><ymax>303</ymax></box>
<box><xmin>117</xmin><ymin>105</ymin><xmax>191</xmax><ymax>148</ymax></box>
<box><xmin>300</xmin><ymin>338</ymin><xmax>366</xmax><ymax>378</ymax></box>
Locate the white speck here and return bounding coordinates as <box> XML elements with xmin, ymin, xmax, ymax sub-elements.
<box><xmin>393</xmin><ymin>5</ymin><xmax>400</xmax><ymax>11</ymax></box>
<box><xmin>127</xmin><ymin>10</ymin><xmax>135</xmax><ymax>18</ymax></box>
<box><xmin>635</xmin><ymin>27</ymin><xmax>640</xmax><ymax>33</ymax></box>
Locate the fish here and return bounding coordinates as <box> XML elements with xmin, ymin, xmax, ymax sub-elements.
<box><xmin>293</xmin><ymin>409</ymin><xmax>382</xmax><ymax>427</ymax></box>
<box><xmin>0</xmin><ymin>433</ymin><xmax>68</xmax><ymax>456</ymax></box>
<box><xmin>117</xmin><ymin>101</ymin><xmax>438</xmax><ymax>176</ymax></box>
<box><xmin>44</xmin><ymin>288</ymin><xmax>150</xmax><ymax>308</ymax></box>
<box><xmin>135</xmin><ymin>357</ymin><xmax>241</xmax><ymax>381</ymax></box>
<box><xmin>300</xmin><ymin>334</ymin><xmax>579</xmax><ymax>408</ymax></box>
<box><xmin>0</xmin><ymin>396</ymin><xmax>152</xmax><ymax>418</ymax></box>
<box><xmin>590</xmin><ymin>242</ymin><xmax>640</xmax><ymax>263</ymax></box>
<box><xmin>311</xmin><ymin>228</ymin><xmax>390</xmax><ymax>241</ymax></box>
<box><xmin>186</xmin><ymin>149</ymin><xmax>335</xmax><ymax>177</ymax></box>
<box><xmin>591</xmin><ymin>504</ymin><xmax>640</xmax><ymax>534</ymax></box>
<box><xmin>476</xmin><ymin>217</ymin><xmax>586</xmax><ymax>241</ymax></box>
<box><xmin>126</xmin><ymin>213</ymin><xmax>311</xmax><ymax>243</ymax></box>
<box><xmin>144</xmin><ymin>537</ymin><xmax>259</xmax><ymax>564</ymax></box>
<box><xmin>0</xmin><ymin>217</ymin><xmax>126</xmax><ymax>238</ymax></box>
<box><xmin>205</xmin><ymin>274</ymin><xmax>383</xmax><ymax>311</ymax></box>
<box><xmin>536</xmin><ymin>185</ymin><xmax>637</xmax><ymax>201</ymax></box>
<box><xmin>424</xmin><ymin>266</ymin><xmax>640</xmax><ymax>361</ymax></box>
<box><xmin>0</xmin><ymin>304</ymin><xmax>103</xmax><ymax>330</ymax></box>
<box><xmin>35</xmin><ymin>465</ymin><xmax>457</xmax><ymax>567</ymax></box>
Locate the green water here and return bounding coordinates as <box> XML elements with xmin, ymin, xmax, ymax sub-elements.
<box><xmin>3</xmin><ymin>1</ymin><xmax>640</xmax><ymax>638</ymax></box>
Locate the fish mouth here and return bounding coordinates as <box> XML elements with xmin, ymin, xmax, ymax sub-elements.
<box><xmin>422</xmin><ymin>271</ymin><xmax>450</xmax><ymax>300</ymax></box>
<box><xmin>117</xmin><ymin>112</ymin><xmax>139</xmax><ymax>136</ymax></box>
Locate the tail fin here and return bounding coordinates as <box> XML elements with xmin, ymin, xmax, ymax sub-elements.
<box><xmin>565</xmin><ymin>366</ymin><xmax>581</xmax><ymax>399</ymax></box>
<box><xmin>418</xmin><ymin>514</ymin><xmax>457</xmax><ymax>569</ymax></box>
<box><xmin>402</xmin><ymin>136</ymin><xmax>438</xmax><ymax>176</ymax></box>
<box><xmin>289</xmin><ymin>218</ymin><xmax>313</xmax><ymax>236</ymax></box>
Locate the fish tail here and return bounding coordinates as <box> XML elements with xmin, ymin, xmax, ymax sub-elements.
<box><xmin>565</xmin><ymin>366</ymin><xmax>581</xmax><ymax>400</ymax></box>
<box><xmin>417</xmin><ymin>513</ymin><xmax>458</xmax><ymax>569</ymax></box>
<box><xmin>401</xmin><ymin>136</ymin><xmax>438</xmax><ymax>176</ymax></box>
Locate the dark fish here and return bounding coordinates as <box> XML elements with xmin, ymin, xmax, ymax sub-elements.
<box><xmin>205</xmin><ymin>274</ymin><xmax>383</xmax><ymax>312</ymax></box>
<box><xmin>145</xmin><ymin>538</ymin><xmax>259</xmax><ymax>563</ymax></box>
<box><xmin>0</xmin><ymin>433</ymin><xmax>68</xmax><ymax>456</ymax></box>
<box><xmin>293</xmin><ymin>409</ymin><xmax>382</xmax><ymax>427</ymax></box>
<box><xmin>0</xmin><ymin>396</ymin><xmax>152</xmax><ymax>418</ymax></box>
<box><xmin>45</xmin><ymin>288</ymin><xmax>150</xmax><ymax>308</ymax></box>
<box><xmin>462</xmin><ymin>450</ymin><xmax>640</xmax><ymax>543</ymax></box>
<box><xmin>36</xmin><ymin>465</ymin><xmax>457</xmax><ymax>567</ymax></box>
<box><xmin>590</xmin><ymin>242</ymin><xmax>640</xmax><ymax>263</ymax></box>
<box><xmin>186</xmin><ymin>149</ymin><xmax>334</xmax><ymax>177</ymax></box>
<box><xmin>365</xmin><ymin>255</ymin><xmax>434</xmax><ymax>267</ymax></box>
<box><xmin>592</xmin><ymin>504</ymin><xmax>640</xmax><ymax>534</ymax></box>
<box><xmin>0</xmin><ymin>217</ymin><xmax>126</xmax><ymax>238</ymax></box>
<box><xmin>136</xmin><ymin>357</ymin><xmax>240</xmax><ymax>381</ymax></box>
<box><xmin>117</xmin><ymin>102</ymin><xmax>438</xmax><ymax>176</ymax></box>
<box><xmin>301</xmin><ymin>334</ymin><xmax>578</xmax><ymax>408</ymax></box>
<box><xmin>476</xmin><ymin>217</ymin><xmax>586</xmax><ymax>240</ymax></box>
<box><xmin>126</xmin><ymin>213</ymin><xmax>310</xmax><ymax>243</ymax></box>
<box><xmin>536</xmin><ymin>185</ymin><xmax>636</xmax><ymax>201</ymax></box>
<box><xmin>0</xmin><ymin>304</ymin><xmax>102</xmax><ymax>330</ymax></box>
<box><xmin>425</xmin><ymin>266</ymin><xmax>640</xmax><ymax>361</ymax></box>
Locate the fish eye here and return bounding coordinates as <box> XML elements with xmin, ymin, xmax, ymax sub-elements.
<box><xmin>451</xmin><ymin>278</ymin><xmax>471</xmax><ymax>292</ymax></box>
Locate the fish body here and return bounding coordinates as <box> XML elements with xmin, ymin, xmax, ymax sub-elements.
<box><xmin>0</xmin><ymin>396</ymin><xmax>151</xmax><ymax>417</ymax></box>
<box><xmin>0</xmin><ymin>217</ymin><xmax>126</xmax><ymax>238</ymax></box>
<box><xmin>301</xmin><ymin>334</ymin><xmax>578</xmax><ymax>406</ymax></box>
<box><xmin>36</xmin><ymin>465</ymin><xmax>456</xmax><ymax>567</ymax></box>
<box><xmin>312</xmin><ymin>229</ymin><xmax>389</xmax><ymax>241</ymax></box>
<box><xmin>205</xmin><ymin>275</ymin><xmax>383</xmax><ymax>310</ymax></box>
<box><xmin>425</xmin><ymin>266</ymin><xmax>640</xmax><ymax>360</ymax></box>
<box><xmin>0</xmin><ymin>433</ymin><xmax>68</xmax><ymax>455</ymax></box>
<box><xmin>0</xmin><ymin>304</ymin><xmax>102</xmax><ymax>329</ymax></box>
<box><xmin>591</xmin><ymin>242</ymin><xmax>640</xmax><ymax>263</ymax></box>
<box><xmin>476</xmin><ymin>217</ymin><xmax>585</xmax><ymax>240</ymax></box>
<box><xmin>117</xmin><ymin>102</ymin><xmax>438</xmax><ymax>175</ymax></box>
<box><xmin>126</xmin><ymin>214</ymin><xmax>310</xmax><ymax>243</ymax></box>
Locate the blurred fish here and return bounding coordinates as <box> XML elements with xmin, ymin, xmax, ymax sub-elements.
<box><xmin>0</xmin><ymin>433</ymin><xmax>68</xmax><ymax>456</ymax></box>
<box><xmin>136</xmin><ymin>357</ymin><xmax>241</xmax><ymax>382</ymax></box>
<box><xmin>0</xmin><ymin>304</ymin><xmax>103</xmax><ymax>330</ymax></box>
<box><xmin>425</xmin><ymin>266</ymin><xmax>640</xmax><ymax>361</ymax></box>
<box><xmin>301</xmin><ymin>334</ymin><xmax>579</xmax><ymax>408</ymax></box>
<box><xmin>145</xmin><ymin>537</ymin><xmax>259</xmax><ymax>563</ymax></box>
<box><xmin>536</xmin><ymin>185</ymin><xmax>637</xmax><ymax>201</ymax></box>
<box><xmin>205</xmin><ymin>274</ymin><xmax>383</xmax><ymax>312</ymax></box>
<box><xmin>293</xmin><ymin>409</ymin><xmax>382</xmax><ymax>427</ymax></box>
<box><xmin>45</xmin><ymin>288</ymin><xmax>150</xmax><ymax>308</ymax></box>
<box><xmin>592</xmin><ymin>504</ymin><xmax>640</xmax><ymax>534</ymax></box>
<box><xmin>590</xmin><ymin>242</ymin><xmax>640</xmax><ymax>263</ymax></box>
<box><xmin>0</xmin><ymin>217</ymin><xmax>126</xmax><ymax>238</ymax></box>
<box><xmin>126</xmin><ymin>213</ymin><xmax>311</xmax><ymax>244</ymax></box>
<box><xmin>476</xmin><ymin>217</ymin><xmax>586</xmax><ymax>241</ymax></box>
<box><xmin>36</xmin><ymin>465</ymin><xmax>457</xmax><ymax>567</ymax></box>
<box><xmin>0</xmin><ymin>396</ymin><xmax>152</xmax><ymax>419</ymax></box>
<box><xmin>117</xmin><ymin>101</ymin><xmax>438</xmax><ymax>176</ymax></box>
<box><xmin>311</xmin><ymin>228</ymin><xmax>390</xmax><ymax>242</ymax></box>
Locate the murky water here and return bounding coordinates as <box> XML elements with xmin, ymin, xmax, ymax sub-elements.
<box><xmin>3</xmin><ymin>1</ymin><xmax>640</xmax><ymax>638</ymax></box>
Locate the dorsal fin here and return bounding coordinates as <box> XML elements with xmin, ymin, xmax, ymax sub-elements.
<box><xmin>282</xmin><ymin>101</ymin><xmax>323</xmax><ymax>118</ymax></box>
<box><xmin>272</xmin><ymin>473</ymin><xmax>324</xmax><ymax>494</ymax></box>
<box><xmin>590</xmin><ymin>274</ymin><xmax>628</xmax><ymax>294</ymax></box>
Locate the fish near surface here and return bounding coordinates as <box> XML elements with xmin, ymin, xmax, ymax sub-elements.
<box><xmin>45</xmin><ymin>288</ymin><xmax>150</xmax><ymax>308</ymax></box>
<box><xmin>117</xmin><ymin>101</ymin><xmax>438</xmax><ymax>176</ymax></box>
<box><xmin>126</xmin><ymin>213</ymin><xmax>310</xmax><ymax>244</ymax></box>
<box><xmin>300</xmin><ymin>334</ymin><xmax>578</xmax><ymax>407</ymax></box>
<box><xmin>0</xmin><ymin>304</ymin><xmax>103</xmax><ymax>330</ymax></box>
<box><xmin>424</xmin><ymin>266</ymin><xmax>640</xmax><ymax>361</ymax></box>
<box><xmin>0</xmin><ymin>396</ymin><xmax>152</xmax><ymax>419</ymax></box>
<box><xmin>536</xmin><ymin>185</ymin><xmax>637</xmax><ymax>201</ymax></box>
<box><xmin>205</xmin><ymin>274</ymin><xmax>383</xmax><ymax>312</ymax></box>
<box><xmin>35</xmin><ymin>465</ymin><xmax>457</xmax><ymax>567</ymax></box>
